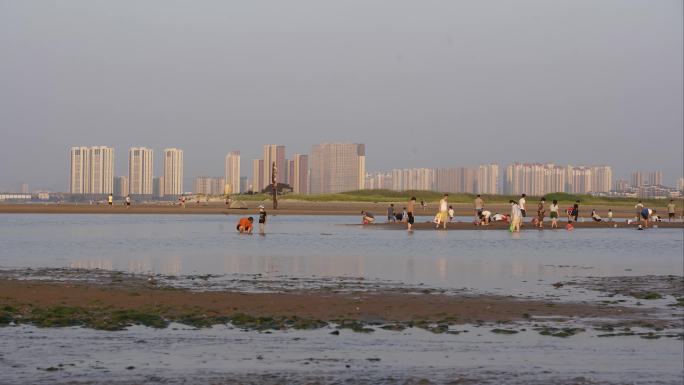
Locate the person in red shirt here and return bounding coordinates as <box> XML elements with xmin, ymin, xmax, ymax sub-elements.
<box><xmin>236</xmin><ymin>217</ymin><xmax>254</xmax><ymax>234</ymax></box>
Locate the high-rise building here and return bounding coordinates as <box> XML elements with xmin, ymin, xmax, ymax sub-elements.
<box><xmin>263</xmin><ymin>145</ymin><xmax>286</xmax><ymax>187</ymax></box>
<box><xmin>20</xmin><ymin>183</ymin><xmax>29</xmax><ymax>194</ymax></box>
<box><xmin>614</xmin><ymin>178</ymin><xmax>630</xmax><ymax>192</ymax></box>
<box><xmin>392</xmin><ymin>168</ymin><xmax>435</xmax><ymax>191</ymax></box>
<box><xmin>70</xmin><ymin>146</ymin><xmax>89</xmax><ymax>194</ymax></box>
<box><xmin>476</xmin><ymin>164</ymin><xmax>499</xmax><ymax>195</ymax></box>
<box><xmin>89</xmin><ymin>146</ymin><xmax>115</xmax><ymax>195</ymax></box>
<box><xmin>224</xmin><ymin>151</ymin><xmax>241</xmax><ymax>194</ymax></box>
<box><xmin>434</xmin><ymin>168</ymin><xmax>474</xmax><ymax>193</ymax></box>
<box><xmin>251</xmin><ymin>159</ymin><xmax>264</xmax><ymax>192</ymax></box>
<box><xmin>194</xmin><ymin>177</ymin><xmax>225</xmax><ymax>195</ymax></box>
<box><xmin>591</xmin><ymin>166</ymin><xmax>612</xmax><ymax>192</ymax></box>
<box><xmin>163</xmin><ymin>148</ymin><xmax>183</xmax><ymax>196</ymax></box>
<box><xmin>292</xmin><ymin>154</ymin><xmax>309</xmax><ymax>194</ymax></box>
<box><xmin>505</xmin><ymin>163</ymin><xmax>573</xmax><ymax>195</ymax></box>
<box><xmin>114</xmin><ymin>176</ymin><xmax>129</xmax><ymax>197</ymax></box>
<box><xmin>129</xmin><ymin>147</ymin><xmax>153</xmax><ymax>195</ymax></box>
<box><xmin>239</xmin><ymin>176</ymin><xmax>248</xmax><ymax>194</ymax></box>
<box><xmin>364</xmin><ymin>171</ymin><xmax>392</xmax><ymax>190</ymax></box>
<box><xmin>647</xmin><ymin>171</ymin><xmax>662</xmax><ymax>186</ymax></box>
<box><xmin>677</xmin><ymin>178</ymin><xmax>684</xmax><ymax>191</ymax></box>
<box><xmin>631</xmin><ymin>171</ymin><xmax>643</xmax><ymax>187</ymax></box>
<box><xmin>69</xmin><ymin>146</ymin><xmax>114</xmax><ymax>195</ymax></box>
<box><xmin>153</xmin><ymin>177</ymin><xmax>164</xmax><ymax>198</ymax></box>
<box><xmin>310</xmin><ymin>143</ymin><xmax>365</xmax><ymax>194</ymax></box>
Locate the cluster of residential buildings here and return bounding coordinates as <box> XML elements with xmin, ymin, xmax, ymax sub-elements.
<box><xmin>24</xmin><ymin>144</ymin><xmax>675</xmax><ymax>200</ymax></box>
<box><xmin>366</xmin><ymin>164</ymin><xmax>614</xmax><ymax>195</ymax></box>
<box><xmin>66</xmin><ymin>143</ymin><xmax>367</xmax><ymax>198</ymax></box>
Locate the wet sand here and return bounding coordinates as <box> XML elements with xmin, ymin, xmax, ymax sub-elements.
<box><xmin>1</xmin><ymin>202</ymin><xmax>681</xmax><ymax>221</ymax></box>
<box><xmin>0</xmin><ymin>277</ymin><xmax>667</xmax><ymax>329</ymax></box>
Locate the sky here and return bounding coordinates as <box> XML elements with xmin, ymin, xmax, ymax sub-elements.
<box><xmin>0</xmin><ymin>0</ymin><xmax>682</xmax><ymax>192</ymax></box>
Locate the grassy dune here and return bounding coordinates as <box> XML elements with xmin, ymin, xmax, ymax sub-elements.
<box><xmin>236</xmin><ymin>189</ymin><xmax>678</xmax><ymax>207</ymax></box>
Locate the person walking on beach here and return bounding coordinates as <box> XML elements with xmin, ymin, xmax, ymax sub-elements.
<box><xmin>258</xmin><ymin>205</ymin><xmax>267</xmax><ymax>234</ymax></box>
<box><xmin>667</xmin><ymin>200</ymin><xmax>676</xmax><ymax>222</ymax></box>
<box><xmin>448</xmin><ymin>205</ymin><xmax>455</xmax><ymax>222</ymax></box>
<box><xmin>607</xmin><ymin>209</ymin><xmax>613</xmax><ymax>222</ymax></box>
<box><xmin>401</xmin><ymin>207</ymin><xmax>407</xmax><ymax>222</ymax></box>
<box><xmin>635</xmin><ymin>201</ymin><xmax>644</xmax><ymax>221</ymax></box>
<box><xmin>125</xmin><ymin>195</ymin><xmax>131</xmax><ymax>207</ymax></box>
<box><xmin>549</xmin><ymin>199</ymin><xmax>559</xmax><ymax>228</ymax></box>
<box><xmin>510</xmin><ymin>200</ymin><xmax>522</xmax><ymax>232</ymax></box>
<box><xmin>108</xmin><ymin>194</ymin><xmax>113</xmax><ymax>206</ymax></box>
<box><xmin>387</xmin><ymin>204</ymin><xmax>396</xmax><ymax>223</ymax></box>
<box><xmin>421</xmin><ymin>200</ymin><xmax>427</xmax><ymax>211</ymax></box>
<box><xmin>519</xmin><ymin>194</ymin><xmax>527</xmax><ymax>218</ymax></box>
<box><xmin>407</xmin><ymin>197</ymin><xmax>416</xmax><ymax>231</ymax></box>
<box><xmin>474</xmin><ymin>194</ymin><xmax>484</xmax><ymax>219</ymax></box>
<box><xmin>436</xmin><ymin>194</ymin><xmax>449</xmax><ymax>230</ymax></box>
<box><xmin>536</xmin><ymin>198</ymin><xmax>546</xmax><ymax>228</ymax></box>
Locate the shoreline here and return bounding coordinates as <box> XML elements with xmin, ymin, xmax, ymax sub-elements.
<box><xmin>1</xmin><ymin>202</ymin><xmax>681</xmax><ymax>220</ymax></box>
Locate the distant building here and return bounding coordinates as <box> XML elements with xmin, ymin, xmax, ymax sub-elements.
<box><xmin>239</xmin><ymin>176</ymin><xmax>248</xmax><ymax>194</ymax></box>
<box><xmin>163</xmin><ymin>148</ymin><xmax>184</xmax><ymax>196</ymax></box>
<box><xmin>153</xmin><ymin>177</ymin><xmax>164</xmax><ymax>198</ymax></box>
<box><xmin>114</xmin><ymin>176</ymin><xmax>129</xmax><ymax>197</ymax></box>
<box><xmin>224</xmin><ymin>151</ymin><xmax>241</xmax><ymax>194</ymax></box>
<box><xmin>365</xmin><ymin>171</ymin><xmax>392</xmax><ymax>190</ymax></box>
<box><xmin>647</xmin><ymin>171</ymin><xmax>663</xmax><ymax>186</ymax></box>
<box><xmin>129</xmin><ymin>147</ymin><xmax>153</xmax><ymax>195</ymax></box>
<box><xmin>69</xmin><ymin>146</ymin><xmax>114</xmax><ymax>195</ymax></box>
<box><xmin>194</xmin><ymin>177</ymin><xmax>225</xmax><ymax>195</ymax></box>
<box><xmin>310</xmin><ymin>143</ymin><xmax>365</xmax><ymax>194</ymax></box>
<box><xmin>252</xmin><ymin>159</ymin><xmax>264</xmax><ymax>192</ymax></box>
<box><xmin>678</xmin><ymin>177</ymin><xmax>684</xmax><ymax>191</ymax></box>
<box><xmin>614</xmin><ymin>178</ymin><xmax>630</xmax><ymax>192</ymax></box>
<box><xmin>263</xmin><ymin>145</ymin><xmax>286</xmax><ymax>187</ymax></box>
<box><xmin>292</xmin><ymin>154</ymin><xmax>309</xmax><ymax>194</ymax></box>
<box><xmin>20</xmin><ymin>183</ymin><xmax>29</xmax><ymax>194</ymax></box>
<box><xmin>435</xmin><ymin>168</ymin><xmax>474</xmax><ymax>193</ymax></box>
<box><xmin>476</xmin><ymin>164</ymin><xmax>499</xmax><ymax>195</ymax></box>
<box><xmin>631</xmin><ymin>171</ymin><xmax>643</xmax><ymax>187</ymax></box>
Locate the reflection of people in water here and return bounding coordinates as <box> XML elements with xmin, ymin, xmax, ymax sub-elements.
<box><xmin>361</xmin><ymin>211</ymin><xmax>375</xmax><ymax>224</ymax></box>
<box><xmin>236</xmin><ymin>217</ymin><xmax>254</xmax><ymax>234</ymax></box>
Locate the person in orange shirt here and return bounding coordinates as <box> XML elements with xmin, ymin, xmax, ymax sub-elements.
<box><xmin>236</xmin><ymin>217</ymin><xmax>254</xmax><ymax>234</ymax></box>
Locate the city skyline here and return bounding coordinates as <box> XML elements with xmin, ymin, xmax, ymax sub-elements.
<box><xmin>32</xmin><ymin>143</ymin><xmax>684</xmax><ymax>196</ymax></box>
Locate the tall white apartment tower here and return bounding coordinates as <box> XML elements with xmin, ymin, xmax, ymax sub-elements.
<box><xmin>163</xmin><ymin>148</ymin><xmax>184</xmax><ymax>196</ymax></box>
<box><xmin>69</xmin><ymin>146</ymin><xmax>114</xmax><ymax>194</ymax></box>
<box><xmin>70</xmin><ymin>146</ymin><xmax>90</xmax><ymax>194</ymax></box>
<box><xmin>89</xmin><ymin>146</ymin><xmax>114</xmax><ymax>194</ymax></box>
<box><xmin>224</xmin><ymin>151</ymin><xmax>241</xmax><ymax>194</ymax></box>
<box><xmin>129</xmin><ymin>147</ymin><xmax>154</xmax><ymax>195</ymax></box>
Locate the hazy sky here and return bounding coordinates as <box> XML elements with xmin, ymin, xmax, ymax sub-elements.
<box><xmin>1</xmin><ymin>0</ymin><xmax>682</xmax><ymax>191</ymax></box>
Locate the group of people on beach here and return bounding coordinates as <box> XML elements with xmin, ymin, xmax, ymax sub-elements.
<box><xmin>235</xmin><ymin>205</ymin><xmax>268</xmax><ymax>235</ymax></box>
<box><xmin>367</xmin><ymin>194</ymin><xmax>679</xmax><ymax>232</ymax></box>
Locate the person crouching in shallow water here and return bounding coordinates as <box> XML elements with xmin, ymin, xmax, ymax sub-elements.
<box><xmin>236</xmin><ymin>217</ymin><xmax>254</xmax><ymax>234</ymax></box>
<box><xmin>509</xmin><ymin>200</ymin><xmax>522</xmax><ymax>232</ymax></box>
<box><xmin>258</xmin><ymin>205</ymin><xmax>267</xmax><ymax>234</ymax></box>
<box><xmin>361</xmin><ymin>210</ymin><xmax>375</xmax><ymax>224</ymax></box>
<box><xmin>479</xmin><ymin>210</ymin><xmax>492</xmax><ymax>226</ymax></box>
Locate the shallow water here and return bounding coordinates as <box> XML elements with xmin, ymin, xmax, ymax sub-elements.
<box><xmin>1</xmin><ymin>323</ymin><xmax>682</xmax><ymax>385</ymax></box>
<box><xmin>0</xmin><ymin>214</ymin><xmax>682</xmax><ymax>296</ymax></box>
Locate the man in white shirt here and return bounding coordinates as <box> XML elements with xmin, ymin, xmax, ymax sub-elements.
<box><xmin>436</xmin><ymin>194</ymin><xmax>449</xmax><ymax>230</ymax></box>
<box><xmin>519</xmin><ymin>194</ymin><xmax>527</xmax><ymax>218</ymax></box>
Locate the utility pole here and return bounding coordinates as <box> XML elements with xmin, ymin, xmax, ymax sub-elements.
<box><xmin>271</xmin><ymin>161</ymin><xmax>278</xmax><ymax>210</ymax></box>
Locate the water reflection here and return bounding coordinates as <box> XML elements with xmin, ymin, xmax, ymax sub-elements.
<box><xmin>0</xmin><ymin>214</ymin><xmax>681</xmax><ymax>293</ymax></box>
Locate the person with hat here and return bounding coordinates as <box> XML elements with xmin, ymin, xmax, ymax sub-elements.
<box><xmin>258</xmin><ymin>205</ymin><xmax>267</xmax><ymax>234</ymax></box>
